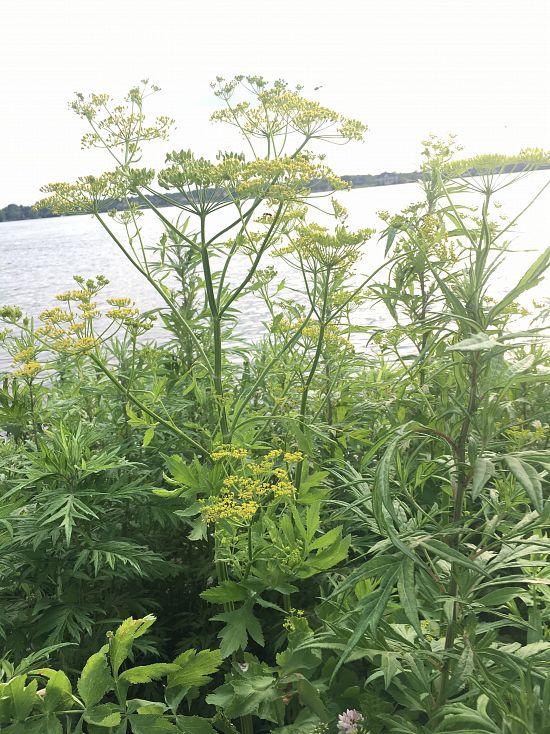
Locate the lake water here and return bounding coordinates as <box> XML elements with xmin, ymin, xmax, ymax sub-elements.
<box><xmin>1</xmin><ymin>173</ymin><xmax>549</xmax><ymax>370</ymax></box>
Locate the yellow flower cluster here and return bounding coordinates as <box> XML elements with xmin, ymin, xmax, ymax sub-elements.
<box><xmin>107</xmin><ymin>297</ymin><xmax>133</xmax><ymax>307</ymax></box>
<box><xmin>275</xmin><ymin>319</ymin><xmax>353</xmax><ymax>350</ymax></box>
<box><xmin>105</xmin><ymin>306</ymin><xmax>139</xmax><ymax>321</ymax></box>
<box><xmin>159</xmin><ymin>151</ymin><xmax>347</xmax><ymax>207</ymax></box>
<box><xmin>283</xmin><ymin>607</ymin><xmax>305</xmax><ymax>632</ymax></box>
<box><xmin>223</xmin><ymin>472</ymin><xmax>293</xmax><ymax>500</ymax></box>
<box><xmin>55</xmin><ymin>289</ymin><xmax>92</xmax><ymax>302</ymax></box>
<box><xmin>14</xmin><ymin>361</ymin><xmax>42</xmax><ymax>378</ymax></box>
<box><xmin>211</xmin><ymin>76</ymin><xmax>367</xmax><ymax>144</ymax></box>
<box><xmin>35</xmin><ymin>169</ymin><xmax>155</xmax><ymax>216</ymax></box>
<box><xmin>506</xmin><ymin>421</ymin><xmax>548</xmax><ymax>448</ymax></box>
<box><xmin>71</xmin><ymin>82</ymin><xmax>173</xmax><ymax>154</ymax></box>
<box><xmin>78</xmin><ymin>302</ymin><xmax>100</xmax><ymax>319</ymax></box>
<box><xmin>202</xmin><ymin>494</ymin><xmax>259</xmax><ymax>524</ymax></box>
<box><xmin>13</xmin><ymin>347</ymin><xmax>36</xmax><ymax>363</ymax></box>
<box><xmin>32</xmin><ymin>276</ymin><xmax>150</xmax><ymax>354</ymax></box>
<box><xmin>274</xmin><ymin>222</ymin><xmax>373</xmax><ymax>269</ymax></box>
<box><xmin>39</xmin><ymin>307</ymin><xmax>73</xmax><ymax>324</ymax></box>
<box><xmin>203</xmin><ymin>449</ymin><xmax>300</xmax><ymax>525</ymax></box>
<box><xmin>211</xmin><ymin>445</ymin><xmax>249</xmax><ymax>461</ymax></box>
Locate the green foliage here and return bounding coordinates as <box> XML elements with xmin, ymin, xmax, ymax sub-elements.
<box><xmin>0</xmin><ymin>615</ymin><xmax>221</xmax><ymax>732</ymax></box>
<box><xmin>0</xmin><ymin>79</ymin><xmax>549</xmax><ymax>733</ymax></box>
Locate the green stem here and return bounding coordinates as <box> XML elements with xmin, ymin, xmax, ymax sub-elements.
<box><xmin>95</xmin><ymin>213</ymin><xmax>213</xmax><ymax>375</ymax></box>
<box><xmin>294</xmin><ymin>268</ymin><xmax>331</xmax><ymax>489</ymax></box>
<box><xmin>90</xmin><ymin>354</ymin><xmax>205</xmax><ymax>452</ymax></box>
<box><xmin>436</xmin><ymin>355</ymin><xmax>479</xmax><ymax>708</ymax></box>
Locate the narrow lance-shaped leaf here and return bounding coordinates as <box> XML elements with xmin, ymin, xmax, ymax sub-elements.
<box><xmin>397</xmin><ymin>558</ymin><xmax>422</xmax><ymax>636</ymax></box>
<box><xmin>448</xmin><ymin>333</ymin><xmax>500</xmax><ymax>352</ymax></box>
<box><xmin>471</xmin><ymin>457</ymin><xmax>495</xmax><ymax>500</ymax></box>
<box><xmin>489</xmin><ymin>245</ymin><xmax>550</xmax><ymax>322</ymax></box>
<box><xmin>504</xmin><ymin>456</ymin><xmax>543</xmax><ymax>512</ymax></box>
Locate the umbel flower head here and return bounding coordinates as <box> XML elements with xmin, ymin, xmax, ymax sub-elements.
<box><xmin>275</xmin><ymin>221</ymin><xmax>374</xmax><ymax>270</ymax></box>
<box><xmin>211</xmin><ymin>75</ymin><xmax>367</xmax><ymax>147</ymax></box>
<box><xmin>70</xmin><ymin>80</ymin><xmax>173</xmax><ymax>160</ymax></box>
<box><xmin>35</xmin><ymin>168</ymin><xmax>155</xmax><ymax>216</ymax></box>
<box><xmin>158</xmin><ymin>149</ymin><xmax>349</xmax><ymax>212</ymax></box>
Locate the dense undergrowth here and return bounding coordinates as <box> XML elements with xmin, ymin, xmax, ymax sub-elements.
<box><xmin>0</xmin><ymin>77</ymin><xmax>549</xmax><ymax>733</ymax></box>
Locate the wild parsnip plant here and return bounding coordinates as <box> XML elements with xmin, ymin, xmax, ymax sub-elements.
<box><xmin>0</xmin><ymin>79</ymin><xmax>549</xmax><ymax>733</ymax></box>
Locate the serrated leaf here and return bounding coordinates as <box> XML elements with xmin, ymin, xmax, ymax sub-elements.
<box><xmin>211</xmin><ymin>605</ymin><xmax>263</xmax><ymax>658</ymax></box>
<box><xmin>166</xmin><ymin>649</ymin><xmax>222</xmax><ymax>712</ymax></box>
<box><xmin>129</xmin><ymin>714</ymin><xmax>178</xmax><ymax>733</ymax></box>
<box><xmin>77</xmin><ymin>651</ymin><xmax>113</xmax><ymax>709</ymax></box>
<box><xmin>110</xmin><ymin>615</ymin><xmax>156</xmax><ymax>675</ymax></box>
<box><xmin>489</xmin><ymin>245</ymin><xmax>550</xmax><ymax>322</ymax></box>
<box><xmin>331</xmin><ymin>567</ymin><xmax>398</xmax><ymax>682</ymax></box>
<box><xmin>200</xmin><ymin>582</ymin><xmax>248</xmax><ymax>604</ymax></box>
<box><xmin>175</xmin><ymin>716</ymin><xmax>218</xmax><ymax>734</ymax></box>
<box><xmin>43</xmin><ymin>670</ymin><xmax>72</xmax><ymax>713</ymax></box>
<box><xmin>142</xmin><ymin>426</ymin><xmax>155</xmax><ymax>448</ymax></box>
<box><xmin>6</xmin><ymin>676</ymin><xmax>38</xmax><ymax>722</ymax></box>
<box><xmin>83</xmin><ymin>703</ymin><xmax>122</xmax><ymax>727</ymax></box>
<box><xmin>477</xmin><ymin>587</ymin><xmax>526</xmax><ymax>607</ymax></box>
<box><xmin>421</xmin><ymin>539</ymin><xmax>490</xmax><ymax>577</ymax></box>
<box><xmin>119</xmin><ymin>663</ymin><xmax>180</xmax><ymax>684</ymax></box>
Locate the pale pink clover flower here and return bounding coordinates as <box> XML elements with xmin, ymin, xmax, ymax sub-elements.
<box><xmin>337</xmin><ymin>709</ymin><xmax>364</xmax><ymax>734</ymax></box>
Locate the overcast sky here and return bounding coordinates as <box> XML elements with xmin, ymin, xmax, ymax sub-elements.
<box><xmin>1</xmin><ymin>0</ymin><xmax>549</xmax><ymax>206</ymax></box>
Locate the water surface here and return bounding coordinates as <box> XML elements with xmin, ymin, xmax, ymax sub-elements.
<box><xmin>1</xmin><ymin>174</ymin><xmax>549</xmax><ymax>370</ymax></box>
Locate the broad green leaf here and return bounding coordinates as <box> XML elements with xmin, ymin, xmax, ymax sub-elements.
<box><xmin>171</xmin><ymin>649</ymin><xmax>222</xmax><ymax>686</ymax></box>
<box><xmin>166</xmin><ymin>649</ymin><xmax>222</xmax><ymax>712</ymax></box>
<box><xmin>296</xmin><ymin>678</ymin><xmax>326</xmax><ymax>719</ymax></box>
<box><xmin>126</xmin><ymin>700</ymin><xmax>167</xmax><ymax>715</ymax></box>
<box><xmin>83</xmin><ymin>703</ymin><xmax>122</xmax><ymax>727</ymax></box>
<box><xmin>211</xmin><ymin>604</ymin><xmax>264</xmax><ymax>658</ymax></box>
<box><xmin>42</xmin><ymin>670</ymin><xmax>72</xmax><ymax>713</ymax></box>
<box><xmin>300</xmin><ymin>529</ymin><xmax>351</xmax><ymax>577</ymax></box>
<box><xmin>175</xmin><ymin>716</ymin><xmax>217</xmax><ymax>734</ymax></box>
<box><xmin>308</xmin><ymin>524</ymin><xmax>342</xmax><ymax>551</ymax></box>
<box><xmin>129</xmin><ymin>714</ymin><xmax>178</xmax><ymax>733</ymax></box>
<box><xmin>164</xmin><ymin>455</ymin><xmax>200</xmax><ymax>488</ymax></box>
<box><xmin>77</xmin><ymin>651</ymin><xmax>113</xmax><ymax>709</ymax></box>
<box><xmin>6</xmin><ymin>676</ymin><xmax>39</xmax><ymax>722</ymax></box>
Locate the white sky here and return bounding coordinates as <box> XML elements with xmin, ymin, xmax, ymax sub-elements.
<box><xmin>1</xmin><ymin>0</ymin><xmax>549</xmax><ymax>206</ymax></box>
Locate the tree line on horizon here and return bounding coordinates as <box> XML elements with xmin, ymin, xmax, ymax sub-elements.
<box><xmin>2</xmin><ymin>163</ymin><xmax>549</xmax><ymax>223</ymax></box>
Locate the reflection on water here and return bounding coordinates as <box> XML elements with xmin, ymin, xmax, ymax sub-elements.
<box><xmin>1</xmin><ymin>173</ymin><xmax>549</xmax><ymax>370</ymax></box>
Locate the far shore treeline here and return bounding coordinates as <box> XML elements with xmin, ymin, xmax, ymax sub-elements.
<box><xmin>2</xmin><ymin>162</ymin><xmax>549</xmax><ymax>222</ymax></box>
